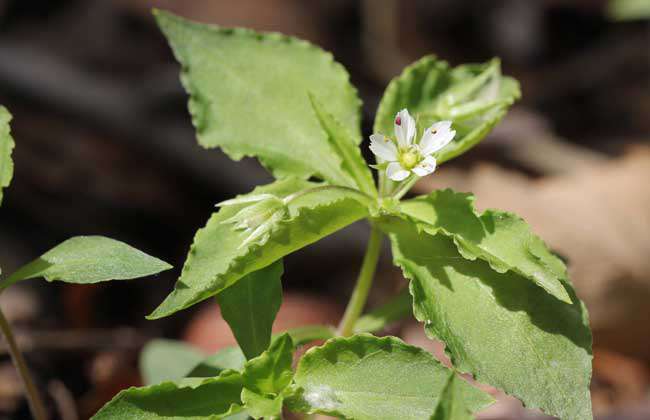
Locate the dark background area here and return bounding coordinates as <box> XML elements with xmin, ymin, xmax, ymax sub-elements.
<box><xmin>0</xmin><ymin>1</ymin><xmax>648</xmax><ymax>419</ymax></box>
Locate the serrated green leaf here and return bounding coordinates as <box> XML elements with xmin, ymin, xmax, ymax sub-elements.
<box><xmin>389</xmin><ymin>220</ymin><xmax>592</xmax><ymax>420</ymax></box>
<box><xmin>242</xmin><ymin>333</ymin><xmax>294</xmax><ymax>396</ymax></box>
<box><xmin>400</xmin><ymin>189</ymin><xmax>571</xmax><ymax>303</ymax></box>
<box><xmin>288</xmin><ymin>334</ymin><xmax>493</xmax><ymax>420</ymax></box>
<box><xmin>92</xmin><ymin>372</ymin><xmax>245</xmax><ymax>420</ymax></box>
<box><xmin>149</xmin><ymin>178</ymin><xmax>369</xmax><ymax>319</ymax></box>
<box><xmin>140</xmin><ymin>339</ymin><xmax>205</xmax><ymax>385</ymax></box>
<box><xmin>354</xmin><ymin>287</ymin><xmax>413</xmax><ymax>333</ymax></box>
<box><xmin>1</xmin><ymin>236</ymin><xmax>172</xmax><ymax>290</ymax></box>
<box><xmin>430</xmin><ymin>375</ymin><xmax>474</xmax><ymax>420</ymax></box>
<box><xmin>374</xmin><ymin>56</ymin><xmax>520</xmax><ymax>165</ymax></box>
<box><xmin>218</xmin><ymin>261</ymin><xmax>283</xmax><ymax>360</ymax></box>
<box><xmin>155</xmin><ymin>10</ymin><xmax>362</xmax><ymax>187</ymax></box>
<box><xmin>309</xmin><ymin>94</ymin><xmax>376</xmax><ymax>196</ymax></box>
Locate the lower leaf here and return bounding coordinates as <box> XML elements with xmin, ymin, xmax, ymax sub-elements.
<box><xmin>92</xmin><ymin>372</ymin><xmax>244</xmax><ymax>419</ymax></box>
<box><xmin>288</xmin><ymin>334</ymin><xmax>493</xmax><ymax>420</ymax></box>
<box><xmin>390</xmin><ymin>221</ymin><xmax>592</xmax><ymax>420</ymax></box>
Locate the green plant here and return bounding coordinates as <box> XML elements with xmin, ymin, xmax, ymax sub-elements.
<box><xmin>0</xmin><ymin>8</ymin><xmax>593</xmax><ymax>420</ymax></box>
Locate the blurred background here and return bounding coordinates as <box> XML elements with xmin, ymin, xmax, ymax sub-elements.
<box><xmin>0</xmin><ymin>1</ymin><xmax>648</xmax><ymax>419</ymax></box>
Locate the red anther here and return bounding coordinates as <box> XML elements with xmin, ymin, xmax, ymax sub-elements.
<box><xmin>395</xmin><ymin>116</ymin><xmax>402</xmax><ymax>126</ymax></box>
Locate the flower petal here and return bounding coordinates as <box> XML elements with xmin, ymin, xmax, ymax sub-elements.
<box><xmin>419</xmin><ymin>121</ymin><xmax>456</xmax><ymax>155</ymax></box>
<box><xmin>394</xmin><ymin>109</ymin><xmax>416</xmax><ymax>147</ymax></box>
<box><xmin>369</xmin><ymin>134</ymin><xmax>398</xmax><ymax>161</ymax></box>
<box><xmin>386</xmin><ymin>162</ymin><xmax>410</xmax><ymax>181</ymax></box>
<box><xmin>412</xmin><ymin>155</ymin><xmax>437</xmax><ymax>177</ymax></box>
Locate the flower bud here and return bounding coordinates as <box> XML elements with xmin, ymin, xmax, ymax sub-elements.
<box><xmin>221</xmin><ymin>196</ymin><xmax>288</xmax><ymax>248</ymax></box>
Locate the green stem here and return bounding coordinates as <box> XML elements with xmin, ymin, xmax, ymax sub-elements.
<box><xmin>391</xmin><ymin>176</ymin><xmax>419</xmax><ymax>200</ymax></box>
<box><xmin>0</xmin><ymin>306</ymin><xmax>47</xmax><ymax>420</ymax></box>
<box><xmin>337</xmin><ymin>225</ymin><xmax>384</xmax><ymax>337</ymax></box>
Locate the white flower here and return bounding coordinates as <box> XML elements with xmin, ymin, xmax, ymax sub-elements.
<box><xmin>369</xmin><ymin>109</ymin><xmax>455</xmax><ymax>181</ymax></box>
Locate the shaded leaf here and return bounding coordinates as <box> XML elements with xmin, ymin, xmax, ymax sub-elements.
<box><xmin>155</xmin><ymin>10</ymin><xmax>362</xmax><ymax>187</ymax></box>
<box><xmin>288</xmin><ymin>334</ymin><xmax>493</xmax><ymax>420</ymax></box>
<box><xmin>389</xmin><ymin>220</ymin><xmax>592</xmax><ymax>420</ymax></box>
<box><xmin>92</xmin><ymin>372</ymin><xmax>244</xmax><ymax>419</ymax></box>
<box><xmin>400</xmin><ymin>189</ymin><xmax>571</xmax><ymax>303</ymax></box>
<box><xmin>217</xmin><ymin>261</ymin><xmax>283</xmax><ymax>360</ymax></box>
<box><xmin>150</xmin><ymin>178</ymin><xmax>368</xmax><ymax>319</ymax></box>
<box><xmin>309</xmin><ymin>94</ymin><xmax>376</xmax><ymax>195</ymax></box>
<box><xmin>140</xmin><ymin>339</ymin><xmax>205</xmax><ymax>385</ymax></box>
<box><xmin>2</xmin><ymin>236</ymin><xmax>172</xmax><ymax>290</ymax></box>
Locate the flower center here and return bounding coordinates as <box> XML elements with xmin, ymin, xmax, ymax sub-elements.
<box><xmin>399</xmin><ymin>147</ymin><xmax>420</xmax><ymax>170</ymax></box>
